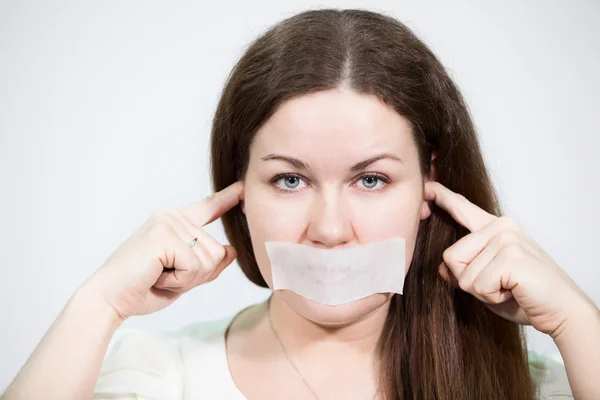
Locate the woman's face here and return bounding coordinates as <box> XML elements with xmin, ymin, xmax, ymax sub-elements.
<box><xmin>242</xmin><ymin>87</ymin><xmax>432</xmax><ymax>325</ymax></box>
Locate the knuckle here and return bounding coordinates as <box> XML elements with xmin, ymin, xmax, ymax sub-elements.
<box><xmin>442</xmin><ymin>248</ymin><xmax>450</xmax><ymax>261</ymax></box>
<box><xmin>148</xmin><ymin>219</ymin><xmax>173</xmax><ymax>238</ymax></box>
<box><xmin>193</xmin><ymin>265</ymin><xmax>213</xmax><ymax>283</ymax></box>
<box><xmin>213</xmin><ymin>246</ymin><xmax>226</xmax><ymax>264</ymax></box>
<box><xmin>457</xmin><ymin>277</ymin><xmax>470</xmax><ymax>292</ymax></box>
<box><xmin>472</xmin><ymin>279</ymin><xmax>485</xmax><ymax>295</ymax></box>
<box><xmin>442</xmin><ymin>247</ymin><xmax>455</xmax><ymax>263</ymax></box>
<box><xmin>502</xmin><ymin>243</ymin><xmax>524</xmax><ymax>257</ymax></box>
<box><xmin>187</xmin><ymin>255</ymin><xmax>204</xmax><ymax>273</ymax></box>
<box><xmin>192</xmin><ymin>252</ymin><xmax>214</xmax><ymax>276</ymax></box>
<box><xmin>494</xmin><ymin>230</ymin><xmax>518</xmax><ymax>246</ymax></box>
<box><xmin>203</xmin><ymin>193</ymin><xmax>217</xmax><ymax>205</ymax></box>
<box><xmin>167</xmin><ymin>207</ymin><xmax>186</xmax><ymax>221</ymax></box>
<box><xmin>151</xmin><ymin>206</ymin><xmax>177</xmax><ymax>222</ymax></box>
<box><xmin>498</xmin><ymin>216</ymin><xmax>519</xmax><ymax>231</ymax></box>
<box><xmin>456</xmin><ymin>193</ymin><xmax>469</xmax><ymax>205</ymax></box>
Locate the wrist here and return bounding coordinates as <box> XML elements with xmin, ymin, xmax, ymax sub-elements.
<box><xmin>70</xmin><ymin>282</ymin><xmax>125</xmax><ymax>331</ymax></box>
<box><xmin>552</xmin><ymin>298</ymin><xmax>600</xmax><ymax>345</ymax></box>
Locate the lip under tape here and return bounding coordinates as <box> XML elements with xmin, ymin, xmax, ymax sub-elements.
<box><xmin>265</xmin><ymin>238</ymin><xmax>406</xmax><ymax>305</ymax></box>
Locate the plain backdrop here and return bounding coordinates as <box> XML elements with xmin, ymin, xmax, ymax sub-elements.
<box><xmin>1</xmin><ymin>0</ymin><xmax>598</xmax><ymax>391</ymax></box>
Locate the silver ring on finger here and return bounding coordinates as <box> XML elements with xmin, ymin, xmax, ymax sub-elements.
<box><xmin>187</xmin><ymin>237</ymin><xmax>198</xmax><ymax>247</ymax></box>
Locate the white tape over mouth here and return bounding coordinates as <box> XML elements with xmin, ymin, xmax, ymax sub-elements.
<box><xmin>265</xmin><ymin>238</ymin><xmax>406</xmax><ymax>305</ymax></box>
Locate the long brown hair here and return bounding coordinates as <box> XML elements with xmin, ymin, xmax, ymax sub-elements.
<box><xmin>211</xmin><ymin>8</ymin><xmax>536</xmax><ymax>400</ymax></box>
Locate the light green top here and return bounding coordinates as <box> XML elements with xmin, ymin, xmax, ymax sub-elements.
<box><xmin>93</xmin><ymin>314</ymin><xmax>573</xmax><ymax>399</ymax></box>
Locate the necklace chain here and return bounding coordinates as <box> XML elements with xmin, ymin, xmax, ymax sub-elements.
<box><xmin>266</xmin><ymin>299</ymin><xmax>379</xmax><ymax>400</ymax></box>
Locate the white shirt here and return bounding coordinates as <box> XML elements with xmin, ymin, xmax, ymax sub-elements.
<box><xmin>93</xmin><ymin>312</ymin><xmax>573</xmax><ymax>399</ymax></box>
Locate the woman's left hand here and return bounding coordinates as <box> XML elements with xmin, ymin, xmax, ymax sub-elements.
<box><xmin>425</xmin><ymin>181</ymin><xmax>597</xmax><ymax>339</ymax></box>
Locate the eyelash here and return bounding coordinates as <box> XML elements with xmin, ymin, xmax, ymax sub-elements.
<box><xmin>268</xmin><ymin>173</ymin><xmax>392</xmax><ymax>194</ymax></box>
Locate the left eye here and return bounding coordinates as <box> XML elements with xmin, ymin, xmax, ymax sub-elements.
<box><xmin>357</xmin><ymin>175</ymin><xmax>383</xmax><ymax>190</ymax></box>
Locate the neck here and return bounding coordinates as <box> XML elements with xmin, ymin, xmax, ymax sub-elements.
<box><xmin>266</xmin><ymin>292</ymin><xmax>391</xmax><ymax>359</ymax></box>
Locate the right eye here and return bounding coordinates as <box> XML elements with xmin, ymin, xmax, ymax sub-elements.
<box><xmin>271</xmin><ymin>174</ymin><xmax>308</xmax><ymax>193</ymax></box>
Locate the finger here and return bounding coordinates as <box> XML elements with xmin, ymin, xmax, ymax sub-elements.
<box><xmin>442</xmin><ymin>217</ymin><xmax>521</xmax><ymax>275</ymax></box>
<box><xmin>201</xmin><ymin>245</ymin><xmax>237</xmax><ymax>283</ymax></box>
<box><xmin>455</xmin><ymin>230</ymin><xmax>524</xmax><ymax>303</ymax></box>
<box><xmin>152</xmin><ymin>213</ymin><xmax>231</xmax><ymax>291</ymax></box>
<box><xmin>156</xmin><ymin>209</ymin><xmax>213</xmax><ymax>270</ymax></box>
<box><xmin>152</xmin><ymin>231</ymin><xmax>204</xmax><ymax>291</ymax></box>
<box><xmin>158</xmin><ymin>210</ymin><xmax>193</xmax><ymax>245</ymax></box>
<box><xmin>424</xmin><ymin>181</ymin><xmax>496</xmax><ymax>232</ymax></box>
<box><xmin>455</xmin><ymin>240</ymin><xmax>499</xmax><ymax>300</ymax></box>
<box><xmin>154</xmin><ymin>241</ymin><xmax>212</xmax><ymax>292</ymax></box>
<box><xmin>180</xmin><ymin>181</ymin><xmax>244</xmax><ymax>227</ymax></box>
<box><xmin>169</xmin><ymin>209</ymin><xmax>228</xmax><ymax>266</ymax></box>
<box><xmin>439</xmin><ymin>259</ymin><xmax>513</xmax><ymax>306</ymax></box>
<box><xmin>173</xmin><ymin>245</ymin><xmax>237</xmax><ymax>292</ymax></box>
<box><xmin>471</xmin><ymin>253</ymin><xmax>516</xmax><ymax>304</ymax></box>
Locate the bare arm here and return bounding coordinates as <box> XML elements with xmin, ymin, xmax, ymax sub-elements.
<box><xmin>1</xmin><ymin>182</ymin><xmax>243</xmax><ymax>399</ymax></box>
<box><xmin>553</xmin><ymin>300</ymin><xmax>600</xmax><ymax>400</ymax></box>
<box><xmin>1</xmin><ymin>285</ymin><xmax>123</xmax><ymax>400</ymax></box>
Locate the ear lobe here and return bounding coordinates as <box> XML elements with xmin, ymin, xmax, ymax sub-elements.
<box><xmin>240</xmin><ymin>200</ymin><xmax>246</xmax><ymax>214</ymax></box>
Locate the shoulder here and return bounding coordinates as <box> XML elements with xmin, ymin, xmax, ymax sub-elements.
<box><xmin>93</xmin><ymin>315</ymin><xmax>236</xmax><ymax>400</ymax></box>
<box><xmin>528</xmin><ymin>350</ymin><xmax>573</xmax><ymax>399</ymax></box>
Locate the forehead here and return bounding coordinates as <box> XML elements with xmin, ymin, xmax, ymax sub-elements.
<box><xmin>251</xmin><ymin>88</ymin><xmax>417</xmax><ymax>163</ymax></box>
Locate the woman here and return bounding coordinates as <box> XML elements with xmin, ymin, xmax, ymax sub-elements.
<box><xmin>2</xmin><ymin>8</ymin><xmax>598</xmax><ymax>400</ymax></box>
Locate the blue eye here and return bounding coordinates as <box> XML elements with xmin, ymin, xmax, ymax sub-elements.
<box><xmin>272</xmin><ymin>174</ymin><xmax>307</xmax><ymax>191</ymax></box>
<box><xmin>283</xmin><ymin>176</ymin><xmax>301</xmax><ymax>188</ymax></box>
<box><xmin>361</xmin><ymin>175</ymin><xmax>379</xmax><ymax>189</ymax></box>
<box><xmin>269</xmin><ymin>173</ymin><xmax>390</xmax><ymax>193</ymax></box>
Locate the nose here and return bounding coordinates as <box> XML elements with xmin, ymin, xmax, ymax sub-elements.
<box><xmin>306</xmin><ymin>188</ymin><xmax>354</xmax><ymax>248</ymax></box>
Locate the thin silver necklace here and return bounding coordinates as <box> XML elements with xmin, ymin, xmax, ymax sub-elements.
<box><xmin>266</xmin><ymin>299</ymin><xmax>380</xmax><ymax>400</ymax></box>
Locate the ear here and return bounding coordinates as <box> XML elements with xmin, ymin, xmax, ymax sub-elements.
<box><xmin>420</xmin><ymin>152</ymin><xmax>437</xmax><ymax>221</ymax></box>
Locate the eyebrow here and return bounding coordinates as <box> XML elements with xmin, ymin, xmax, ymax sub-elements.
<box><xmin>260</xmin><ymin>153</ymin><xmax>403</xmax><ymax>172</ymax></box>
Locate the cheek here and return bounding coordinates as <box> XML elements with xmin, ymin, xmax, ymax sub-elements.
<box><xmin>243</xmin><ymin>187</ymin><xmax>305</xmax><ymax>287</ymax></box>
<box><xmin>244</xmin><ymin>188</ymin><xmax>307</xmax><ymax>241</ymax></box>
<box><xmin>350</xmin><ymin>199</ymin><xmax>419</xmax><ymax>238</ymax></box>
<box><xmin>243</xmin><ymin>201</ymin><xmax>275</xmax><ymax>287</ymax></box>
<box><xmin>348</xmin><ymin>189</ymin><xmax>423</xmax><ymax>273</ymax></box>
<box><xmin>349</xmin><ymin>185</ymin><xmax>422</xmax><ymax>236</ymax></box>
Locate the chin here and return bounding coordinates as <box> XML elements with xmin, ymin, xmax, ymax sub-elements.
<box><xmin>273</xmin><ymin>290</ymin><xmax>393</xmax><ymax>327</ymax></box>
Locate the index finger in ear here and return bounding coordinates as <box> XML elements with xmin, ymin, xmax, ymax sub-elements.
<box><xmin>180</xmin><ymin>181</ymin><xmax>244</xmax><ymax>227</ymax></box>
<box><xmin>424</xmin><ymin>181</ymin><xmax>496</xmax><ymax>232</ymax></box>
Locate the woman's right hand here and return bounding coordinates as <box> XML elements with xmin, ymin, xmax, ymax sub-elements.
<box><xmin>83</xmin><ymin>181</ymin><xmax>244</xmax><ymax>322</ymax></box>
